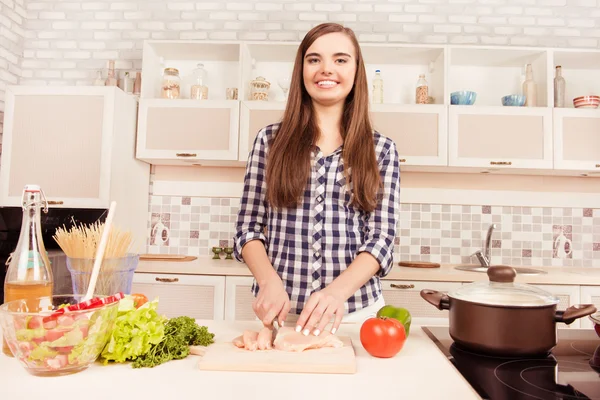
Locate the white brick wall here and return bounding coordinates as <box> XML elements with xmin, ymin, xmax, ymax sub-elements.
<box><xmin>0</xmin><ymin>0</ymin><xmax>599</xmax><ymax>131</ymax></box>
<box><xmin>0</xmin><ymin>0</ymin><xmax>26</xmax><ymax>138</ymax></box>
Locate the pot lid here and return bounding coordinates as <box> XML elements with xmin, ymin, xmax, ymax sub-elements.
<box><xmin>449</xmin><ymin>265</ymin><xmax>560</xmax><ymax>307</ymax></box>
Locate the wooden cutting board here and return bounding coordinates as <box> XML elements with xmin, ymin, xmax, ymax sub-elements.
<box><xmin>139</xmin><ymin>254</ymin><xmax>198</xmax><ymax>262</ymax></box>
<box><xmin>398</xmin><ymin>261</ymin><xmax>440</xmax><ymax>268</ymax></box>
<box><xmin>196</xmin><ymin>336</ymin><xmax>356</xmax><ymax>374</ymax></box>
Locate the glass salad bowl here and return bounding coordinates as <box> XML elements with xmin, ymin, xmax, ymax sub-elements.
<box><xmin>0</xmin><ymin>294</ymin><xmax>120</xmax><ymax>376</ymax></box>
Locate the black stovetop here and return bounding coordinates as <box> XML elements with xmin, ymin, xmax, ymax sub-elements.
<box><xmin>422</xmin><ymin>326</ymin><xmax>600</xmax><ymax>400</ymax></box>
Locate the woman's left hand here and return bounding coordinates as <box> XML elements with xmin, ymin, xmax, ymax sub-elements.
<box><xmin>295</xmin><ymin>287</ymin><xmax>345</xmax><ymax>336</ymax></box>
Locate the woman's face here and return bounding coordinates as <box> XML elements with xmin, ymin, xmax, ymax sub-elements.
<box><xmin>302</xmin><ymin>32</ymin><xmax>357</xmax><ymax>107</ymax></box>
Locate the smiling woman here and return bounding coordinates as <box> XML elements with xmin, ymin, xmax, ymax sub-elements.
<box><xmin>234</xmin><ymin>23</ymin><xmax>401</xmax><ymax>340</ymax></box>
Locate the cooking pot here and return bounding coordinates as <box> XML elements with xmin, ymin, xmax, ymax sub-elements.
<box><xmin>420</xmin><ymin>265</ymin><xmax>597</xmax><ymax>357</ymax></box>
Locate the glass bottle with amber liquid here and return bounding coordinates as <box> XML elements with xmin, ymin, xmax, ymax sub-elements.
<box><xmin>2</xmin><ymin>185</ymin><xmax>53</xmax><ymax>357</ymax></box>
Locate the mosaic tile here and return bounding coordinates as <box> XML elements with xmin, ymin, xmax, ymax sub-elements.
<box><xmin>145</xmin><ymin>187</ymin><xmax>600</xmax><ymax>263</ymax></box>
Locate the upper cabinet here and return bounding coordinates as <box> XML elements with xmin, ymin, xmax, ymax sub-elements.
<box><xmin>448</xmin><ymin>105</ymin><xmax>553</xmax><ymax>170</ymax></box>
<box><xmin>551</xmin><ymin>50</ymin><xmax>600</xmax><ymax>176</ymax></box>
<box><xmin>362</xmin><ymin>45</ymin><xmax>447</xmax><ymax>167</ymax></box>
<box><xmin>135</xmin><ymin>41</ymin><xmax>243</xmax><ymax>167</ymax></box>
<box><xmin>447</xmin><ymin>47</ymin><xmax>553</xmax><ymax>171</ymax></box>
<box><xmin>0</xmin><ymin>86</ymin><xmax>150</xmax><ymax>243</ymax></box>
<box><xmin>134</xmin><ymin>41</ymin><xmax>600</xmax><ymax>179</ymax></box>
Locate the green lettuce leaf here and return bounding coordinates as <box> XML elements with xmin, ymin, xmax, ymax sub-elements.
<box><xmin>100</xmin><ymin>298</ymin><xmax>166</xmax><ymax>364</ymax></box>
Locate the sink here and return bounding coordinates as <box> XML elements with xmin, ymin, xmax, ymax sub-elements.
<box><xmin>454</xmin><ymin>265</ymin><xmax>547</xmax><ymax>275</ymax></box>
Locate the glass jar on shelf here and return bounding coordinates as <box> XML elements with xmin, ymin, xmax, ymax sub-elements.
<box><xmin>161</xmin><ymin>67</ymin><xmax>181</xmax><ymax>99</ymax></box>
<box><xmin>250</xmin><ymin>76</ymin><xmax>270</xmax><ymax>101</ymax></box>
<box><xmin>415</xmin><ymin>74</ymin><xmax>428</xmax><ymax>105</ymax></box>
<box><xmin>190</xmin><ymin>63</ymin><xmax>209</xmax><ymax>100</ymax></box>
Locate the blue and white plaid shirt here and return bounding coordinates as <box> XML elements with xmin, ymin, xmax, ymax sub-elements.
<box><xmin>234</xmin><ymin>123</ymin><xmax>401</xmax><ymax>315</ymax></box>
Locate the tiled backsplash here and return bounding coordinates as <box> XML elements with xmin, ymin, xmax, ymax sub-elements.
<box><xmin>147</xmin><ymin>195</ymin><xmax>600</xmax><ymax>268</ymax></box>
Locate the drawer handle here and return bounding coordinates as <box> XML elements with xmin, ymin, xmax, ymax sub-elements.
<box><xmin>47</xmin><ymin>200</ymin><xmax>64</xmax><ymax>205</ymax></box>
<box><xmin>176</xmin><ymin>153</ymin><xmax>197</xmax><ymax>157</ymax></box>
<box><xmin>399</xmin><ymin>159</ymin><xmax>406</xmax><ymax>163</ymax></box>
<box><xmin>155</xmin><ymin>277</ymin><xmax>179</xmax><ymax>283</ymax></box>
<box><xmin>490</xmin><ymin>161</ymin><xmax>512</xmax><ymax>166</ymax></box>
<box><xmin>595</xmin><ymin>164</ymin><xmax>600</xmax><ymax>168</ymax></box>
<box><xmin>390</xmin><ymin>283</ymin><xmax>415</xmax><ymax>289</ymax></box>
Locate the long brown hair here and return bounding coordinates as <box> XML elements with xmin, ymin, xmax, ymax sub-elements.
<box><xmin>265</xmin><ymin>23</ymin><xmax>381</xmax><ymax>213</ymax></box>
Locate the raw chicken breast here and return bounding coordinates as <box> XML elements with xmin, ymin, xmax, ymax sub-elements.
<box><xmin>232</xmin><ymin>327</ymin><xmax>273</xmax><ymax>351</ymax></box>
<box><xmin>232</xmin><ymin>326</ymin><xmax>343</xmax><ymax>352</ymax></box>
<box><xmin>273</xmin><ymin>327</ymin><xmax>344</xmax><ymax>352</ymax></box>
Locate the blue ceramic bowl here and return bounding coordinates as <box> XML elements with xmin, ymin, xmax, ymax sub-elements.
<box><xmin>501</xmin><ymin>94</ymin><xmax>526</xmax><ymax>107</ymax></box>
<box><xmin>450</xmin><ymin>91</ymin><xmax>477</xmax><ymax>105</ymax></box>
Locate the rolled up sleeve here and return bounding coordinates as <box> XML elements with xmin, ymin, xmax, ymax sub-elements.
<box><xmin>233</xmin><ymin>128</ymin><xmax>270</xmax><ymax>263</ymax></box>
<box><xmin>357</xmin><ymin>140</ymin><xmax>401</xmax><ymax>277</ymax></box>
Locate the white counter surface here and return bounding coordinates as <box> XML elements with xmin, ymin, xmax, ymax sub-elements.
<box><xmin>136</xmin><ymin>256</ymin><xmax>600</xmax><ymax>286</ymax></box>
<box><xmin>0</xmin><ymin>320</ymin><xmax>481</xmax><ymax>400</ymax></box>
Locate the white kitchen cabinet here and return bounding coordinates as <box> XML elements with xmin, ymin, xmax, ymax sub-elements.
<box><xmin>533</xmin><ymin>284</ymin><xmax>581</xmax><ymax>328</ymax></box>
<box><xmin>381</xmin><ymin>280</ymin><xmax>462</xmax><ymax>326</ymax></box>
<box><xmin>448</xmin><ymin>105</ymin><xmax>553</xmax><ymax>171</ymax></box>
<box><xmin>0</xmin><ymin>86</ymin><xmax>150</xmax><ymax>244</ymax></box>
<box><xmin>136</xmin><ymin>99</ymin><xmax>240</xmax><ymax>166</ymax></box>
<box><xmin>135</xmin><ymin>40</ymin><xmax>243</xmax><ymax>166</ymax></box>
<box><xmin>131</xmin><ymin>273</ymin><xmax>225</xmax><ymax>320</ymax></box>
<box><xmin>552</xmin><ymin>108</ymin><xmax>600</xmax><ymax>174</ymax></box>
<box><xmin>580</xmin><ymin>285</ymin><xmax>600</xmax><ymax>329</ymax></box>
<box><xmin>224</xmin><ymin>276</ymin><xmax>256</xmax><ymax>321</ymax></box>
<box><xmin>371</xmin><ymin>104</ymin><xmax>448</xmax><ymax>167</ymax></box>
<box><xmin>238</xmin><ymin>101</ymin><xmax>285</xmax><ymax>162</ymax></box>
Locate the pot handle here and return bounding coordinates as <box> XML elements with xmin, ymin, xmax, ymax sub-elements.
<box><xmin>555</xmin><ymin>304</ymin><xmax>597</xmax><ymax>325</ymax></box>
<box><xmin>420</xmin><ymin>289</ymin><xmax>450</xmax><ymax>311</ymax></box>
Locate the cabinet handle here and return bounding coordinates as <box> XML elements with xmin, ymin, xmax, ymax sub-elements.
<box><xmin>490</xmin><ymin>161</ymin><xmax>512</xmax><ymax>166</ymax></box>
<box><xmin>176</xmin><ymin>153</ymin><xmax>197</xmax><ymax>157</ymax></box>
<box><xmin>595</xmin><ymin>164</ymin><xmax>600</xmax><ymax>168</ymax></box>
<box><xmin>47</xmin><ymin>200</ymin><xmax>64</xmax><ymax>205</ymax></box>
<box><xmin>399</xmin><ymin>159</ymin><xmax>406</xmax><ymax>163</ymax></box>
<box><xmin>155</xmin><ymin>277</ymin><xmax>179</xmax><ymax>283</ymax></box>
<box><xmin>390</xmin><ymin>283</ymin><xmax>415</xmax><ymax>289</ymax></box>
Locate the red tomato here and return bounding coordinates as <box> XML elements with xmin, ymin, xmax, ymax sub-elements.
<box><xmin>130</xmin><ymin>293</ymin><xmax>148</xmax><ymax>309</ymax></box>
<box><xmin>360</xmin><ymin>316</ymin><xmax>407</xmax><ymax>358</ymax></box>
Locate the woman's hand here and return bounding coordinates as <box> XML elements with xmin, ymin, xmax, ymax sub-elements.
<box><xmin>253</xmin><ymin>275</ymin><xmax>291</xmax><ymax>328</ymax></box>
<box><xmin>295</xmin><ymin>287</ymin><xmax>345</xmax><ymax>336</ymax></box>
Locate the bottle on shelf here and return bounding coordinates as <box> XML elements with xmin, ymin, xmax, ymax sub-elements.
<box><xmin>93</xmin><ymin>70</ymin><xmax>104</xmax><ymax>86</ymax></box>
<box><xmin>105</xmin><ymin>60</ymin><xmax>117</xmax><ymax>87</ymax></box>
<box><xmin>133</xmin><ymin>72</ymin><xmax>142</xmax><ymax>95</ymax></box>
<box><xmin>2</xmin><ymin>185</ymin><xmax>54</xmax><ymax>357</ymax></box>
<box><xmin>190</xmin><ymin>63</ymin><xmax>209</xmax><ymax>100</ymax></box>
<box><xmin>372</xmin><ymin>69</ymin><xmax>383</xmax><ymax>104</ymax></box>
<box><xmin>416</xmin><ymin>74</ymin><xmax>428</xmax><ymax>104</ymax></box>
<box><xmin>523</xmin><ymin>64</ymin><xmax>537</xmax><ymax>107</ymax></box>
<box><xmin>554</xmin><ymin>65</ymin><xmax>565</xmax><ymax>108</ymax></box>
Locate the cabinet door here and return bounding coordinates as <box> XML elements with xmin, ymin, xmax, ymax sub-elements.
<box><xmin>0</xmin><ymin>87</ymin><xmax>110</xmax><ymax>208</ymax></box>
<box><xmin>224</xmin><ymin>276</ymin><xmax>256</xmax><ymax>321</ymax></box>
<box><xmin>448</xmin><ymin>106</ymin><xmax>553</xmax><ymax>170</ymax></box>
<box><xmin>580</xmin><ymin>286</ymin><xmax>600</xmax><ymax>329</ymax></box>
<box><xmin>131</xmin><ymin>273</ymin><xmax>225</xmax><ymax>320</ymax></box>
<box><xmin>381</xmin><ymin>280</ymin><xmax>462</xmax><ymax>326</ymax></box>
<box><xmin>553</xmin><ymin>108</ymin><xmax>600</xmax><ymax>173</ymax></box>
<box><xmin>533</xmin><ymin>284</ymin><xmax>581</xmax><ymax>328</ymax></box>
<box><xmin>136</xmin><ymin>99</ymin><xmax>240</xmax><ymax>165</ymax></box>
<box><xmin>238</xmin><ymin>101</ymin><xmax>285</xmax><ymax>162</ymax></box>
<box><xmin>371</xmin><ymin>104</ymin><xmax>448</xmax><ymax>166</ymax></box>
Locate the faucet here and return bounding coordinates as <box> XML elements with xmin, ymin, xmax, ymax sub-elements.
<box><xmin>472</xmin><ymin>223</ymin><xmax>496</xmax><ymax>267</ymax></box>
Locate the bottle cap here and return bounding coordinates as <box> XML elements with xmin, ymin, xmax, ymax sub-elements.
<box><xmin>375</xmin><ymin>69</ymin><xmax>380</xmax><ymax>73</ymax></box>
<box><xmin>24</xmin><ymin>184</ymin><xmax>41</xmax><ymax>192</ymax></box>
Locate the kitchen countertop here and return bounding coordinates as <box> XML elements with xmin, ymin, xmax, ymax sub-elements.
<box><xmin>136</xmin><ymin>256</ymin><xmax>600</xmax><ymax>286</ymax></box>
<box><xmin>0</xmin><ymin>320</ymin><xmax>482</xmax><ymax>400</ymax></box>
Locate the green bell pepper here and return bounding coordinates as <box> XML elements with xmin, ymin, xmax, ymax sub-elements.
<box><xmin>376</xmin><ymin>305</ymin><xmax>412</xmax><ymax>335</ymax></box>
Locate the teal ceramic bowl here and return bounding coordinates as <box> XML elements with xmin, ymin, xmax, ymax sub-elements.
<box><xmin>450</xmin><ymin>91</ymin><xmax>477</xmax><ymax>105</ymax></box>
<box><xmin>502</xmin><ymin>95</ymin><xmax>526</xmax><ymax>107</ymax></box>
